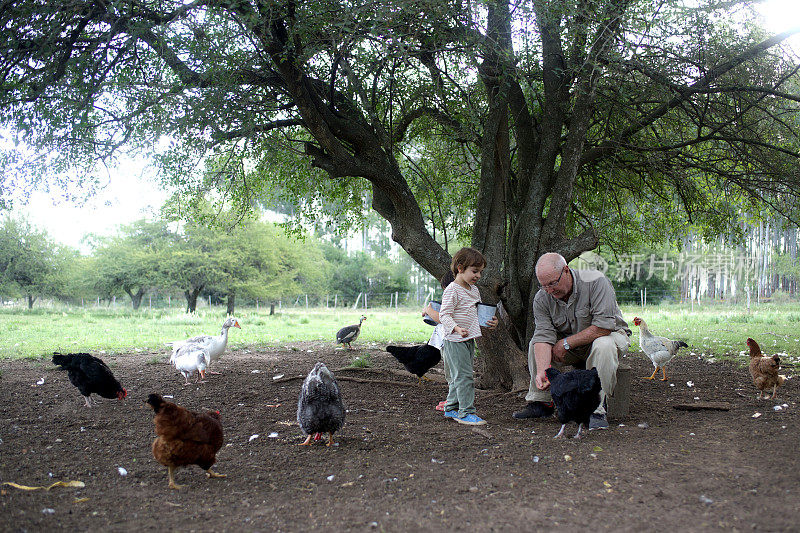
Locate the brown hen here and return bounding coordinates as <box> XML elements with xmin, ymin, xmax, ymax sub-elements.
<box><xmin>746</xmin><ymin>338</ymin><xmax>785</xmax><ymax>400</ymax></box>
<box><xmin>145</xmin><ymin>393</ymin><xmax>226</xmax><ymax>489</ymax></box>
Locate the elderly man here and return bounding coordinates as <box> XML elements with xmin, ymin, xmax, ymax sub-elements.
<box><xmin>512</xmin><ymin>252</ymin><xmax>631</xmax><ymax>429</ymax></box>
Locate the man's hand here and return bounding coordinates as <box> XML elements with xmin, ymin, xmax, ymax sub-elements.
<box><xmin>535</xmin><ymin>370</ymin><xmax>550</xmax><ymax>391</ymax></box>
<box><xmin>453</xmin><ymin>326</ymin><xmax>468</xmax><ymax>338</ymax></box>
<box><xmin>551</xmin><ymin>339</ymin><xmax>567</xmax><ymax>363</ymax></box>
<box><xmin>485</xmin><ymin>316</ymin><xmax>498</xmax><ymax>330</ymax></box>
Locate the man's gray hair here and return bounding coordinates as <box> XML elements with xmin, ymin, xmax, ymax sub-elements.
<box><xmin>535</xmin><ymin>252</ymin><xmax>567</xmax><ymax>278</ymax></box>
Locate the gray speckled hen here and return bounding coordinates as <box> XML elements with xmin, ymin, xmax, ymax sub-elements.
<box><xmin>297</xmin><ymin>362</ymin><xmax>346</xmax><ymax>447</ymax></box>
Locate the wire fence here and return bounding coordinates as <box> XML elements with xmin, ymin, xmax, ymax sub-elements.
<box><xmin>4</xmin><ymin>287</ymin><xmax>799</xmax><ymax>312</ymax></box>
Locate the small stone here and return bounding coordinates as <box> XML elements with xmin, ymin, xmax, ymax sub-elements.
<box><xmin>117</xmin><ymin>467</ymin><xmax>127</xmax><ymax>476</ymax></box>
<box><xmin>637</xmin><ymin>422</ymin><xmax>649</xmax><ymax>429</ymax></box>
<box><xmin>563</xmin><ymin>454</ymin><xmax>572</xmax><ymax>462</ymax></box>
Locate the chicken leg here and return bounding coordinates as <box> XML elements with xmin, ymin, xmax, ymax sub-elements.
<box><xmin>642</xmin><ymin>367</ymin><xmax>660</xmax><ymax>380</ymax></box>
<box><xmin>660</xmin><ymin>367</ymin><xmax>669</xmax><ymax>381</ymax></box>
<box><xmin>299</xmin><ymin>435</ymin><xmax>314</xmax><ymax>446</ymax></box>
<box><xmin>554</xmin><ymin>424</ymin><xmax>567</xmax><ymax>438</ymax></box>
<box><xmin>416</xmin><ymin>375</ymin><xmax>432</xmax><ymax>385</ymax></box>
<box><xmin>83</xmin><ymin>395</ymin><xmax>94</xmax><ymax>408</ymax></box>
<box><xmin>206</xmin><ymin>469</ymin><xmax>226</xmax><ymax>479</ymax></box>
<box><xmin>167</xmin><ymin>466</ymin><xmax>185</xmax><ymax>490</ymax></box>
<box><xmin>326</xmin><ymin>432</ymin><xmax>335</xmax><ymax>447</ymax></box>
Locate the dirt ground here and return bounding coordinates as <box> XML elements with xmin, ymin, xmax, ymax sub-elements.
<box><xmin>1</xmin><ymin>342</ymin><xmax>798</xmax><ymax>532</ymax></box>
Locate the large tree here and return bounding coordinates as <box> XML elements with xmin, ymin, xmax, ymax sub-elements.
<box><xmin>3</xmin><ymin>0</ymin><xmax>800</xmax><ymax>388</ymax></box>
<box><xmin>90</xmin><ymin>220</ymin><xmax>172</xmax><ymax>309</ymax></box>
<box><xmin>0</xmin><ymin>216</ymin><xmax>69</xmax><ymax>308</ymax></box>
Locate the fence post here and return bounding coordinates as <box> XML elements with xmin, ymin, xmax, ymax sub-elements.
<box><xmin>334</xmin><ymin>294</ymin><xmax>338</xmax><ymax>308</ymax></box>
<box><xmin>395</xmin><ymin>291</ymin><xmax>399</xmax><ymax>309</ymax></box>
<box><xmin>305</xmin><ymin>294</ymin><xmax>308</xmax><ymax>309</ymax></box>
<box><xmin>364</xmin><ymin>292</ymin><xmax>368</xmax><ymax>309</ymax></box>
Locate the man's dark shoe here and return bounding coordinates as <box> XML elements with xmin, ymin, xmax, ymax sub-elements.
<box><xmin>512</xmin><ymin>401</ymin><xmax>554</xmax><ymax>419</ymax></box>
<box><xmin>589</xmin><ymin>413</ymin><xmax>609</xmax><ymax>430</ymax></box>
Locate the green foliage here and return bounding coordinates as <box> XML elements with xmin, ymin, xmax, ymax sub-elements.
<box><xmin>0</xmin><ymin>215</ymin><xmax>75</xmax><ymax>306</ymax></box>
<box><xmin>90</xmin><ymin>220</ymin><xmax>174</xmax><ymax>308</ymax></box>
<box><xmin>349</xmin><ymin>353</ymin><xmax>372</xmax><ymax>369</ymax></box>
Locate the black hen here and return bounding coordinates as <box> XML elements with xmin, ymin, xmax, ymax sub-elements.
<box><xmin>545</xmin><ymin>367</ymin><xmax>602</xmax><ymax>439</ymax></box>
<box><xmin>52</xmin><ymin>352</ymin><xmax>127</xmax><ymax>408</ymax></box>
<box><xmin>297</xmin><ymin>362</ymin><xmax>346</xmax><ymax>447</ymax></box>
<box><xmin>386</xmin><ymin>344</ymin><xmax>441</xmax><ymax>384</ymax></box>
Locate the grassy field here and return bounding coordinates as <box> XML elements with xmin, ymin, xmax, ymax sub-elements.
<box><xmin>1</xmin><ymin>303</ymin><xmax>799</xmax><ymax>366</ymax></box>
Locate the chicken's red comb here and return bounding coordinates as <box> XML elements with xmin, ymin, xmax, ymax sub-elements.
<box><xmin>215</xmin><ymin>410</ymin><xmax>220</xmax><ymax>415</ymax></box>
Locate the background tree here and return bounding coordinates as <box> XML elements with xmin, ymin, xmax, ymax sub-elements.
<box><xmin>0</xmin><ymin>216</ymin><xmax>68</xmax><ymax>308</ymax></box>
<box><xmin>90</xmin><ymin>220</ymin><xmax>171</xmax><ymax>310</ymax></box>
<box><xmin>3</xmin><ymin>0</ymin><xmax>800</xmax><ymax>389</ymax></box>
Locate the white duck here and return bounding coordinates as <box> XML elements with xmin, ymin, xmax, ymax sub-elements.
<box><xmin>169</xmin><ymin>317</ymin><xmax>241</xmax><ymax>375</ymax></box>
<box><xmin>172</xmin><ymin>346</ymin><xmax>210</xmax><ymax>385</ymax></box>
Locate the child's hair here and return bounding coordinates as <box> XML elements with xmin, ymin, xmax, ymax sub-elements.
<box><xmin>450</xmin><ymin>247</ymin><xmax>486</xmax><ymax>276</ymax></box>
<box><xmin>440</xmin><ymin>270</ymin><xmax>455</xmax><ymax>289</ymax></box>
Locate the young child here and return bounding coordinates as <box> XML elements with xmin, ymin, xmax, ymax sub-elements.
<box><xmin>438</xmin><ymin>247</ymin><xmax>492</xmax><ymax>425</ymax></box>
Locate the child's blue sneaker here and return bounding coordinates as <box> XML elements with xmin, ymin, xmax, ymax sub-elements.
<box><xmin>444</xmin><ymin>410</ymin><xmax>459</xmax><ymax>418</ymax></box>
<box><xmin>454</xmin><ymin>413</ymin><xmax>487</xmax><ymax>426</ymax></box>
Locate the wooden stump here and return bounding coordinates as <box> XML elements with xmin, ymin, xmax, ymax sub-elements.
<box><xmin>607</xmin><ymin>363</ymin><xmax>631</xmax><ymax>419</ymax></box>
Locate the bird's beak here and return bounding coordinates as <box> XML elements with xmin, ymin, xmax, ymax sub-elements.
<box><xmin>234</xmin><ymin>321</ymin><xmax>241</xmax><ymax>329</ymax></box>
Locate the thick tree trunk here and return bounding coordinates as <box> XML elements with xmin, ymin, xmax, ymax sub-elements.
<box><xmin>475</xmin><ymin>303</ymin><xmax>530</xmax><ymax>392</ymax></box>
<box><xmin>125</xmin><ymin>288</ymin><xmax>145</xmax><ymax>310</ymax></box>
<box><xmin>27</xmin><ymin>294</ymin><xmax>35</xmax><ymax>309</ymax></box>
<box><xmin>184</xmin><ymin>286</ymin><xmax>203</xmax><ymax>313</ymax></box>
<box><xmin>226</xmin><ymin>291</ymin><xmax>235</xmax><ymax>315</ymax></box>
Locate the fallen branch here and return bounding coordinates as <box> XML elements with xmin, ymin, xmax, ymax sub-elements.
<box><xmin>673</xmin><ymin>402</ymin><xmax>732</xmax><ymax>411</ymax></box>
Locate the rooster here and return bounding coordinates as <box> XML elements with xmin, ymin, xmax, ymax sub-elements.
<box><xmin>633</xmin><ymin>317</ymin><xmax>688</xmax><ymax>381</ymax></box>
<box><xmin>746</xmin><ymin>338</ymin><xmax>786</xmax><ymax>399</ymax></box>
<box><xmin>145</xmin><ymin>394</ymin><xmax>226</xmax><ymax>489</ymax></box>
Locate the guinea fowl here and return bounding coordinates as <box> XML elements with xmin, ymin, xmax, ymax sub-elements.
<box><xmin>297</xmin><ymin>362</ymin><xmax>346</xmax><ymax>447</ymax></box>
<box><xmin>633</xmin><ymin>317</ymin><xmax>688</xmax><ymax>381</ymax></box>
<box><xmin>169</xmin><ymin>317</ymin><xmax>241</xmax><ymax>375</ymax></box>
<box><xmin>386</xmin><ymin>344</ymin><xmax>441</xmax><ymax>384</ymax></box>
<box><xmin>747</xmin><ymin>338</ymin><xmax>786</xmax><ymax>399</ymax></box>
<box><xmin>545</xmin><ymin>367</ymin><xmax>602</xmax><ymax>439</ymax></box>
<box><xmin>336</xmin><ymin>315</ymin><xmax>366</xmax><ymax>350</ymax></box>
<box><xmin>52</xmin><ymin>352</ymin><xmax>127</xmax><ymax>407</ymax></box>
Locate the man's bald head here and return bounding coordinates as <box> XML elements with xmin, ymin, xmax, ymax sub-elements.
<box><xmin>535</xmin><ymin>253</ymin><xmax>567</xmax><ymax>279</ymax></box>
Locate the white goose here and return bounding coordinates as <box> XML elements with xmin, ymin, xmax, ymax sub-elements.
<box><xmin>173</xmin><ymin>346</ymin><xmax>210</xmax><ymax>385</ymax></box>
<box><xmin>169</xmin><ymin>317</ymin><xmax>241</xmax><ymax>375</ymax></box>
